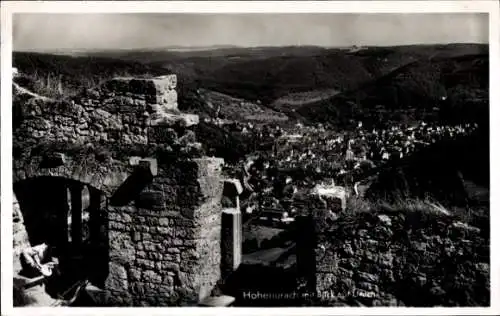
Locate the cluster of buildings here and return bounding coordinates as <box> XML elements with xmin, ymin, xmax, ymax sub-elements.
<box><xmin>356</xmin><ymin>121</ymin><xmax>478</xmax><ymax>162</ymax></box>
<box><xmin>225</xmin><ymin>120</ymin><xmax>479</xmax><ymax>225</ymax></box>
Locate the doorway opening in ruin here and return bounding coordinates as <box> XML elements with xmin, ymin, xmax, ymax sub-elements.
<box><xmin>14</xmin><ymin>176</ymin><xmax>110</xmax><ymax>296</ymax></box>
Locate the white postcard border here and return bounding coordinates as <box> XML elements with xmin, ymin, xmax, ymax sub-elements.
<box><xmin>1</xmin><ymin>1</ymin><xmax>498</xmax><ymax>315</ymax></box>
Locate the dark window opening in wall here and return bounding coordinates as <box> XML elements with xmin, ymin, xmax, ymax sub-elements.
<box><xmin>13</xmin><ymin>177</ymin><xmax>110</xmax><ymax>292</ymax></box>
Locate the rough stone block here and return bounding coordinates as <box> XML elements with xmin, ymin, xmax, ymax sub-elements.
<box><xmin>181</xmin><ymin>249</ymin><xmax>201</xmax><ymax>261</ymax></box>
<box><xmin>40</xmin><ymin>152</ymin><xmax>66</xmax><ymax>168</ymax></box>
<box><xmin>169</xmin><ymin>217</ymin><xmax>195</xmax><ymax>228</ymax></box>
<box><xmin>109</xmin><ymin>230</ymin><xmax>136</xmax><ymax>263</ymax></box>
<box><xmin>316</xmin><ymin>252</ymin><xmax>339</xmax><ymax>273</ymax></box>
<box><xmin>357</xmin><ymin>271</ymin><xmax>379</xmax><ymax>283</ymax></box>
<box><xmin>136</xmin><ymin>259</ymin><xmax>155</xmax><ymax>270</ymax></box>
<box><xmin>142</xmin><ymin>270</ymin><xmax>162</xmax><ymax>284</ymax></box>
<box><xmin>136</xmin><ymin>190</ymin><xmax>166</xmax><ymax>210</ymax></box>
<box><xmin>155</xmin><ymin>74</ymin><xmax>177</xmax><ymax>89</ymax></box>
<box><xmin>177</xmin><ymin>185</ymin><xmax>202</xmax><ymax>208</ymax></box>
<box><xmin>193</xmin><ymin>157</ymin><xmax>224</xmax><ymax>177</ymax></box>
<box><xmin>109</xmin><ymin>221</ymin><xmax>129</xmax><ymax>231</ymax></box>
<box><xmin>129</xmin><ymin>156</ymin><xmax>158</xmax><ymax>176</ymax></box>
<box><xmin>105</xmin><ymin>262</ymin><xmax>129</xmax><ymax>292</ymax></box>
<box><xmin>378</xmin><ymin>214</ymin><xmax>392</xmax><ymax>226</ymax></box>
<box><xmin>159</xmin><ymin>90</ymin><xmax>178</xmax><ymax>110</ymax></box>
<box><xmin>27</xmin><ymin>117</ymin><xmax>51</xmax><ymax>131</ymax></box>
<box><xmin>147</xmin><ymin>126</ymin><xmax>178</xmax><ymax>144</ymax></box>
<box><xmin>149</xmin><ymin>112</ymin><xmax>199</xmax><ymax>128</ymax></box>
<box><xmin>311</xmin><ymin>184</ymin><xmax>347</xmax><ymax>213</ymax></box>
<box><xmin>162</xmin><ymin>275</ymin><xmax>174</xmax><ymax>286</ymax></box>
<box><xmin>104</xmin><ymin>75</ymin><xmax>177</xmax><ymax>111</ymax></box>
<box><xmin>162</xmin><ymin>262</ymin><xmax>180</xmax><ymax>272</ymax></box>
<box><xmin>316</xmin><ymin>273</ymin><xmax>336</xmax><ymax>292</ymax></box>
<box><xmin>177</xmin><ymin>271</ymin><xmax>200</xmax><ymax>290</ymax></box>
<box><xmin>358</xmin><ymin>281</ymin><xmax>379</xmax><ymax>293</ymax></box>
<box><xmin>128</xmin><ymin>268</ymin><xmax>142</xmax><ymax>281</ymax></box>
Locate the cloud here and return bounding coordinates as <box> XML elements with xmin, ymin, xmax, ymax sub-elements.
<box><xmin>13</xmin><ymin>13</ymin><xmax>489</xmax><ymax>51</ymax></box>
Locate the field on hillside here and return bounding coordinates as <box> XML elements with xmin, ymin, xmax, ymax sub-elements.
<box><xmin>196</xmin><ymin>88</ymin><xmax>288</xmax><ymax>122</ymax></box>
<box><xmin>271</xmin><ymin>88</ymin><xmax>341</xmax><ymax>109</ymax></box>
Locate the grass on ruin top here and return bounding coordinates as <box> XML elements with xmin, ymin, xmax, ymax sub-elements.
<box><xmin>336</xmin><ymin>195</ymin><xmax>460</xmax><ymax>228</ymax></box>
<box><xmin>345</xmin><ymin>195</ymin><xmax>451</xmax><ymax>216</ymax></box>
<box><xmin>315</xmin><ymin>195</ymin><xmax>488</xmax><ymax>246</ymax></box>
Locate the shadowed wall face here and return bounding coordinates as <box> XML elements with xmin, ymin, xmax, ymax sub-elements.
<box><xmin>13</xmin><ymin>177</ymin><xmax>110</xmax><ymax>285</ymax></box>
<box><xmin>14</xmin><ymin>177</ymin><xmax>72</xmax><ymax>249</ymax></box>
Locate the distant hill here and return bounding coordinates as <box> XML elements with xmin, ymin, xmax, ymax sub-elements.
<box><xmin>295</xmin><ymin>52</ymin><xmax>489</xmax><ymax>128</ymax></box>
<box><xmin>13</xmin><ymin>43</ymin><xmax>488</xmax><ymax>125</ymax></box>
<box><xmin>180</xmin><ymin>43</ymin><xmax>487</xmax><ymax>103</ymax></box>
<box><xmin>195</xmin><ymin>51</ymin><xmax>372</xmax><ymax>105</ymax></box>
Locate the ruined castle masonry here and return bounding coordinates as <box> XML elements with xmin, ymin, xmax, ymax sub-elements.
<box><xmin>105</xmin><ymin>157</ymin><xmax>225</xmax><ymax>306</ymax></box>
<box><xmin>13</xmin><ymin>74</ymin><xmax>231</xmax><ymax>306</ymax></box>
<box><xmin>301</xmin><ymin>191</ymin><xmax>490</xmax><ymax>307</ymax></box>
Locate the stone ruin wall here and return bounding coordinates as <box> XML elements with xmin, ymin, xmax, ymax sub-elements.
<box><xmin>105</xmin><ymin>158</ymin><xmax>224</xmax><ymax>306</ymax></box>
<box><xmin>13</xmin><ymin>75</ymin><xmax>227</xmax><ymax>306</ymax></box>
<box><xmin>14</xmin><ymin>74</ymin><xmax>193</xmax><ymax>147</ymax></box>
<box><xmin>298</xmin><ymin>193</ymin><xmax>490</xmax><ymax>307</ymax></box>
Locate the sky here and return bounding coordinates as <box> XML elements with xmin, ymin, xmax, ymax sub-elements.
<box><xmin>13</xmin><ymin>13</ymin><xmax>489</xmax><ymax>51</ymax></box>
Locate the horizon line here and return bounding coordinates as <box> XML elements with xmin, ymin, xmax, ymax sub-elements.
<box><xmin>13</xmin><ymin>42</ymin><xmax>489</xmax><ymax>54</ymax></box>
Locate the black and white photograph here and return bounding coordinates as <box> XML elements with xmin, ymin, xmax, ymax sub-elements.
<box><xmin>1</xmin><ymin>1</ymin><xmax>498</xmax><ymax>313</ymax></box>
